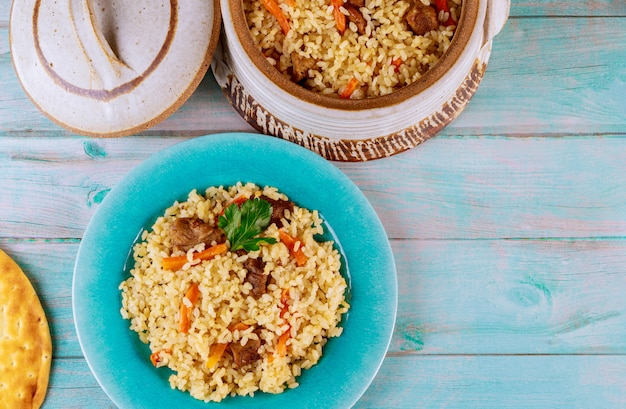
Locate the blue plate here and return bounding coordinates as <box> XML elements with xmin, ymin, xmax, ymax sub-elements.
<box><xmin>73</xmin><ymin>133</ymin><xmax>397</xmax><ymax>408</ymax></box>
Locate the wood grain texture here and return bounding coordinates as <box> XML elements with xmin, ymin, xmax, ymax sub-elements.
<box><xmin>450</xmin><ymin>17</ymin><xmax>626</xmax><ymax>135</ymax></box>
<box><xmin>2</xmin><ymin>136</ymin><xmax>626</xmax><ymax>240</ymax></box>
<box><xmin>512</xmin><ymin>0</ymin><xmax>626</xmax><ymax>17</ymax></box>
<box><xmin>0</xmin><ymin>137</ymin><xmax>183</xmax><ymax>238</ymax></box>
<box><xmin>2</xmin><ymin>1</ymin><xmax>626</xmax><ymax>408</ymax></box>
<box><xmin>356</xmin><ymin>355</ymin><xmax>626</xmax><ymax>408</ymax></box>
<box><xmin>35</xmin><ymin>358</ymin><xmax>116</xmax><ymax>409</ymax></box>
<box><xmin>349</xmin><ymin>136</ymin><xmax>626</xmax><ymax>239</ymax></box>
<box><xmin>390</xmin><ymin>239</ymin><xmax>626</xmax><ymax>354</ymax></box>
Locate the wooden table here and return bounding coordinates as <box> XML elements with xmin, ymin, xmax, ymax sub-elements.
<box><xmin>2</xmin><ymin>1</ymin><xmax>626</xmax><ymax>407</ymax></box>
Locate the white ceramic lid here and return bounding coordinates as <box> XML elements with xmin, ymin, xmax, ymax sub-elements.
<box><xmin>10</xmin><ymin>0</ymin><xmax>221</xmax><ymax>137</ymax></box>
<box><xmin>213</xmin><ymin>0</ymin><xmax>509</xmax><ymax>161</ymax></box>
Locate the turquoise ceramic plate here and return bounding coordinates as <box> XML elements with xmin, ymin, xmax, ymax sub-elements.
<box><xmin>73</xmin><ymin>133</ymin><xmax>397</xmax><ymax>408</ymax></box>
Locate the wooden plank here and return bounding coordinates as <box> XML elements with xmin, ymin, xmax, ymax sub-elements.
<box><xmin>2</xmin><ymin>17</ymin><xmax>626</xmax><ymax>136</ymax></box>
<box><xmin>390</xmin><ymin>239</ymin><xmax>626</xmax><ymax>355</ymax></box>
<box><xmin>0</xmin><ymin>136</ymin><xmax>184</xmax><ymax>238</ymax></box>
<box><xmin>2</xmin><ymin>0</ymin><xmax>13</xmax><ymax>22</ymax></box>
<box><xmin>347</xmin><ymin>135</ymin><xmax>626</xmax><ymax>240</ymax></box>
<box><xmin>450</xmin><ymin>16</ymin><xmax>626</xmax><ymax>135</ymax></box>
<box><xmin>3</xmin><ymin>135</ymin><xmax>626</xmax><ymax>239</ymax></box>
<box><xmin>3</xmin><ymin>237</ymin><xmax>626</xmax><ymax>358</ymax></box>
<box><xmin>43</xmin><ymin>358</ymin><xmax>116</xmax><ymax>409</ymax></box>
<box><xmin>512</xmin><ymin>1</ymin><xmax>626</xmax><ymax>17</ymax></box>
<box><xmin>40</xmin><ymin>355</ymin><xmax>626</xmax><ymax>408</ymax></box>
<box><xmin>356</xmin><ymin>355</ymin><xmax>626</xmax><ymax>408</ymax></box>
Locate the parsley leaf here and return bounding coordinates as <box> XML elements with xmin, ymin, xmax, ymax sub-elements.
<box><xmin>217</xmin><ymin>198</ymin><xmax>278</xmax><ymax>251</ymax></box>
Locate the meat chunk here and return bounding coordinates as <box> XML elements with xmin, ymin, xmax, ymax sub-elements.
<box><xmin>169</xmin><ymin>217</ymin><xmax>225</xmax><ymax>252</ymax></box>
<box><xmin>347</xmin><ymin>0</ymin><xmax>364</xmax><ymax>7</ymax></box>
<box><xmin>263</xmin><ymin>48</ymin><xmax>282</xmax><ymax>62</ymax></box>
<box><xmin>291</xmin><ymin>52</ymin><xmax>317</xmax><ymax>83</ymax></box>
<box><xmin>229</xmin><ymin>338</ymin><xmax>261</xmax><ymax>368</ymax></box>
<box><xmin>243</xmin><ymin>257</ymin><xmax>268</xmax><ymax>298</ymax></box>
<box><xmin>343</xmin><ymin>3</ymin><xmax>368</xmax><ymax>35</ymax></box>
<box><xmin>405</xmin><ymin>3</ymin><xmax>439</xmax><ymax>36</ymax></box>
<box><xmin>260</xmin><ymin>196</ymin><xmax>295</xmax><ymax>226</ymax></box>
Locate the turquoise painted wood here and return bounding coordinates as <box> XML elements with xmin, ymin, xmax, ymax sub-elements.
<box><xmin>3</xmin><ymin>136</ymin><xmax>626</xmax><ymax>240</ymax></box>
<box><xmin>512</xmin><ymin>1</ymin><xmax>626</xmax><ymax>17</ymax></box>
<box><xmin>2</xmin><ymin>0</ymin><xmax>626</xmax><ymax>407</ymax></box>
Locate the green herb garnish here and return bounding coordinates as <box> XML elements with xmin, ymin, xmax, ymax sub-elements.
<box><xmin>217</xmin><ymin>198</ymin><xmax>277</xmax><ymax>251</ymax></box>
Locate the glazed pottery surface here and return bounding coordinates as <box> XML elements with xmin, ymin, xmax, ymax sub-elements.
<box><xmin>10</xmin><ymin>0</ymin><xmax>221</xmax><ymax>137</ymax></box>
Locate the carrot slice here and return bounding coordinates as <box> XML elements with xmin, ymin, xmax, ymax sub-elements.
<box><xmin>232</xmin><ymin>195</ymin><xmax>249</xmax><ymax>206</ymax></box>
<box><xmin>206</xmin><ymin>342</ymin><xmax>229</xmax><ymax>369</ymax></box>
<box><xmin>434</xmin><ymin>0</ymin><xmax>455</xmax><ymax>25</ymax></box>
<box><xmin>331</xmin><ymin>0</ymin><xmax>346</xmax><ymax>34</ymax></box>
<box><xmin>162</xmin><ymin>242</ymin><xmax>228</xmax><ymax>272</ymax></box>
<box><xmin>228</xmin><ymin>322</ymin><xmax>251</xmax><ymax>333</ymax></box>
<box><xmin>276</xmin><ymin>330</ymin><xmax>290</xmax><ymax>357</ymax></box>
<box><xmin>260</xmin><ymin>0</ymin><xmax>290</xmax><ymax>34</ymax></box>
<box><xmin>276</xmin><ymin>287</ymin><xmax>293</xmax><ymax>356</ymax></box>
<box><xmin>391</xmin><ymin>58</ymin><xmax>403</xmax><ymax>72</ymax></box>
<box><xmin>278</xmin><ymin>230</ymin><xmax>308</xmax><ymax>266</ymax></box>
<box><xmin>150</xmin><ymin>348</ymin><xmax>172</xmax><ymax>366</ymax></box>
<box><xmin>179</xmin><ymin>283</ymin><xmax>200</xmax><ymax>334</ymax></box>
<box><xmin>339</xmin><ymin>77</ymin><xmax>359</xmax><ymax>99</ymax></box>
<box><xmin>214</xmin><ymin>194</ymin><xmax>249</xmax><ymax>224</ymax></box>
<box><xmin>162</xmin><ymin>255</ymin><xmax>190</xmax><ymax>272</ymax></box>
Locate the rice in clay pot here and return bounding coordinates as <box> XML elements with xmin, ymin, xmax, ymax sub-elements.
<box><xmin>212</xmin><ymin>0</ymin><xmax>510</xmax><ymax>161</ymax></box>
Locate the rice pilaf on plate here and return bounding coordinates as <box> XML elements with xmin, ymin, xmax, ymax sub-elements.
<box><xmin>245</xmin><ymin>0</ymin><xmax>463</xmax><ymax>98</ymax></box>
<box><xmin>119</xmin><ymin>182</ymin><xmax>349</xmax><ymax>402</ymax></box>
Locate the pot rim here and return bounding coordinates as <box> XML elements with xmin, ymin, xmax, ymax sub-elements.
<box><xmin>229</xmin><ymin>0</ymin><xmax>480</xmax><ymax>110</ymax></box>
